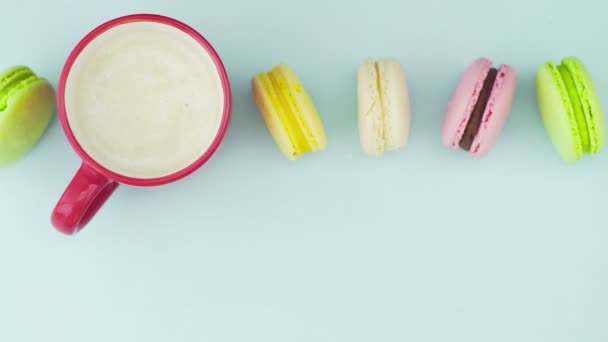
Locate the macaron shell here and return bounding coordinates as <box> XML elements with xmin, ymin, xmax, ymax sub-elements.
<box><xmin>563</xmin><ymin>57</ymin><xmax>605</xmax><ymax>154</ymax></box>
<box><xmin>0</xmin><ymin>80</ymin><xmax>55</xmax><ymax>166</ymax></box>
<box><xmin>357</xmin><ymin>58</ymin><xmax>410</xmax><ymax>155</ymax></box>
<box><xmin>357</xmin><ymin>59</ymin><xmax>385</xmax><ymax>155</ymax></box>
<box><xmin>441</xmin><ymin>58</ymin><xmax>492</xmax><ymax>148</ymax></box>
<box><xmin>378</xmin><ymin>59</ymin><xmax>410</xmax><ymax>152</ymax></box>
<box><xmin>536</xmin><ymin>63</ymin><xmax>581</xmax><ymax>161</ymax></box>
<box><xmin>469</xmin><ymin>64</ymin><xmax>517</xmax><ymax>157</ymax></box>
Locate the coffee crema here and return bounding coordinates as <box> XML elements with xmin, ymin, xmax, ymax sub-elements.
<box><xmin>64</xmin><ymin>21</ymin><xmax>224</xmax><ymax>179</ymax></box>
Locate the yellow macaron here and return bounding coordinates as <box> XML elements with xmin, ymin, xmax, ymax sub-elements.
<box><xmin>252</xmin><ymin>64</ymin><xmax>327</xmax><ymax>160</ymax></box>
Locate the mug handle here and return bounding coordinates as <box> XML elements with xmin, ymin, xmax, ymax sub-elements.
<box><xmin>51</xmin><ymin>163</ymin><xmax>119</xmax><ymax>235</ymax></box>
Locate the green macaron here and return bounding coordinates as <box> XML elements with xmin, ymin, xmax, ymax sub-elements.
<box><xmin>536</xmin><ymin>57</ymin><xmax>605</xmax><ymax>162</ymax></box>
<box><xmin>0</xmin><ymin>66</ymin><xmax>55</xmax><ymax>167</ymax></box>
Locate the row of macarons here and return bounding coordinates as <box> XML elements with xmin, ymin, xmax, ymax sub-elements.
<box><xmin>251</xmin><ymin>56</ymin><xmax>604</xmax><ymax>162</ymax></box>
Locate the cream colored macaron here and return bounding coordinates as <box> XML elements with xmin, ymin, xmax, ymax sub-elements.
<box><xmin>357</xmin><ymin>58</ymin><xmax>411</xmax><ymax>155</ymax></box>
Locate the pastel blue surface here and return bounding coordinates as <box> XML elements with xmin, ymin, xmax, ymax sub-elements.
<box><xmin>1</xmin><ymin>0</ymin><xmax>607</xmax><ymax>341</ymax></box>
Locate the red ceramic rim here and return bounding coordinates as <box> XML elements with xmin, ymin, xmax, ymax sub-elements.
<box><xmin>57</xmin><ymin>14</ymin><xmax>231</xmax><ymax>187</ymax></box>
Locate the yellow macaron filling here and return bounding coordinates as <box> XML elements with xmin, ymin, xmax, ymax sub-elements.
<box><xmin>256</xmin><ymin>68</ymin><xmax>314</xmax><ymax>157</ymax></box>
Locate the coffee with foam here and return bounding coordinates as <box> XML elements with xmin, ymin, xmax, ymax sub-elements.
<box><xmin>65</xmin><ymin>21</ymin><xmax>224</xmax><ymax>179</ymax></box>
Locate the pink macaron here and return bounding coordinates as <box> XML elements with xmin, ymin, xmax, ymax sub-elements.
<box><xmin>441</xmin><ymin>57</ymin><xmax>517</xmax><ymax>157</ymax></box>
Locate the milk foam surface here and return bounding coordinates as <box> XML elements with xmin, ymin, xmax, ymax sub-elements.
<box><xmin>65</xmin><ymin>22</ymin><xmax>224</xmax><ymax>179</ymax></box>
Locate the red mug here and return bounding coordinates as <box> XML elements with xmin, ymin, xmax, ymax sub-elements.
<box><xmin>51</xmin><ymin>14</ymin><xmax>231</xmax><ymax>235</ymax></box>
